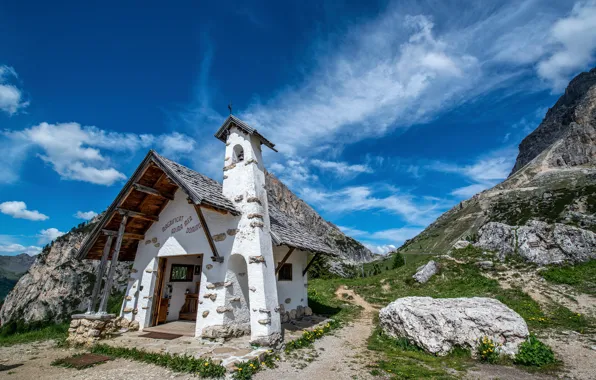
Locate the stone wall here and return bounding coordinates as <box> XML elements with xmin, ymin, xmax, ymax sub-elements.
<box><xmin>279</xmin><ymin>305</ymin><xmax>312</xmax><ymax>323</ymax></box>
<box><xmin>67</xmin><ymin>314</ymin><xmax>139</xmax><ymax>346</ymax></box>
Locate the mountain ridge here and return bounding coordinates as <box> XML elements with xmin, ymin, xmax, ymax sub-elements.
<box><xmin>398</xmin><ymin>66</ymin><xmax>596</xmax><ymax>261</ymax></box>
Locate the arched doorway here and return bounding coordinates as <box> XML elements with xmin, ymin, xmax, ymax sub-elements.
<box><xmin>223</xmin><ymin>254</ymin><xmax>251</xmax><ymax>336</ymax></box>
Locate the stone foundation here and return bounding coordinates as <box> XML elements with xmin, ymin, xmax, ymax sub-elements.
<box><xmin>67</xmin><ymin>314</ymin><xmax>139</xmax><ymax>346</ymax></box>
<box><xmin>280</xmin><ymin>305</ymin><xmax>312</xmax><ymax>323</ymax></box>
<box><xmin>201</xmin><ymin>323</ymin><xmax>251</xmax><ymax>340</ymax></box>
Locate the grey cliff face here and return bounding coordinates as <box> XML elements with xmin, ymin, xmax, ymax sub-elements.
<box><xmin>265</xmin><ymin>172</ymin><xmax>374</xmax><ymax>264</ymax></box>
<box><xmin>510</xmin><ymin>67</ymin><xmax>596</xmax><ymax>175</ymax></box>
<box><xmin>0</xmin><ymin>223</ymin><xmax>130</xmax><ymax>325</ymax></box>
<box><xmin>399</xmin><ymin>66</ymin><xmax>596</xmax><ymax>264</ymax></box>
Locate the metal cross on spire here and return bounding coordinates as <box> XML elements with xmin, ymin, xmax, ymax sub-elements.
<box><xmin>228</xmin><ymin>102</ymin><xmax>233</xmax><ymax>115</ymax></box>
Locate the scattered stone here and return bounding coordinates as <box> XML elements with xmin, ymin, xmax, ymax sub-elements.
<box><xmin>285</xmin><ymin>298</ymin><xmax>291</xmax><ymax>304</ymax></box>
<box><xmin>379</xmin><ymin>296</ymin><xmax>529</xmax><ymax>356</ymax></box>
<box><xmin>206</xmin><ymin>264</ymin><xmax>213</xmax><ymax>270</ymax></box>
<box><xmin>223</xmin><ymin>163</ymin><xmax>236</xmax><ymax>172</ymax></box>
<box><xmin>202</xmin><ymin>311</ymin><xmax>209</xmax><ymax>318</ymax></box>
<box><xmin>216</xmin><ymin>306</ymin><xmax>232</xmax><ymax>313</ymax></box>
<box><xmin>453</xmin><ymin>240</ymin><xmax>471</xmax><ymax>249</ymax></box>
<box><xmin>249</xmin><ymin>255</ymin><xmax>265</xmax><ymax>264</ymax></box>
<box><xmin>476</xmin><ymin>261</ymin><xmax>494</xmax><ymax>269</ymax></box>
<box><xmin>250</xmin><ymin>221</ymin><xmax>264</xmax><ymax>228</ymax></box>
<box><xmin>234</xmin><ymin>195</ymin><xmax>244</xmax><ymax>202</ymax></box>
<box><xmin>212</xmin><ymin>233</ymin><xmax>227</xmax><ymax>242</ymax></box>
<box><xmin>258</xmin><ymin>318</ymin><xmax>271</xmax><ymax>325</ymax></box>
<box><xmin>246</xmin><ymin>197</ymin><xmax>262</xmax><ymax>205</ymax></box>
<box><xmin>305</xmin><ymin>307</ymin><xmax>313</xmax><ymax>316</ymax></box>
<box><xmin>204</xmin><ymin>293</ymin><xmax>217</xmax><ymax>301</ymax></box>
<box><xmin>412</xmin><ymin>261</ymin><xmax>439</xmax><ymax>284</ymax></box>
<box><xmin>248</xmin><ymin>213</ymin><xmax>264</xmax><ymax>220</ymax></box>
<box><xmin>249</xmin><ymin>286</ymin><xmax>256</xmax><ymax>292</ymax></box>
<box><xmin>227</xmin><ymin>229</ymin><xmax>238</xmax><ymax>236</ymax></box>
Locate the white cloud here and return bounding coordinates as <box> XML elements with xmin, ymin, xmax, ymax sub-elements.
<box><xmin>370</xmin><ymin>227</ymin><xmax>425</xmax><ymax>243</ymax></box>
<box><xmin>337</xmin><ymin>225</ymin><xmax>369</xmax><ymax>239</ymax></box>
<box><xmin>537</xmin><ymin>1</ymin><xmax>596</xmax><ymax>91</ymax></box>
<box><xmin>241</xmin><ymin>11</ymin><xmax>484</xmax><ymax>156</ymax></box>
<box><xmin>38</xmin><ymin>228</ymin><xmax>65</xmax><ymax>244</ymax></box>
<box><xmin>428</xmin><ymin>147</ymin><xmax>517</xmax><ymax>198</ymax></box>
<box><xmin>0</xmin><ymin>243</ymin><xmax>41</xmax><ymax>256</ymax></box>
<box><xmin>3</xmin><ymin>122</ymin><xmax>197</xmax><ymax>186</ymax></box>
<box><xmin>450</xmin><ymin>184</ymin><xmax>491</xmax><ymax>198</ymax></box>
<box><xmin>364</xmin><ymin>244</ymin><xmax>397</xmax><ymax>255</ymax></box>
<box><xmin>301</xmin><ymin>185</ymin><xmax>448</xmax><ymax>226</ymax></box>
<box><xmin>75</xmin><ymin>210</ymin><xmax>98</xmax><ymax>220</ymax></box>
<box><xmin>310</xmin><ymin>159</ymin><xmax>372</xmax><ymax>178</ymax></box>
<box><xmin>0</xmin><ymin>66</ymin><xmax>28</xmax><ymax>115</ymax></box>
<box><xmin>158</xmin><ymin>132</ymin><xmax>196</xmax><ymax>158</ymax></box>
<box><xmin>0</xmin><ymin>201</ymin><xmax>49</xmax><ymax>221</ymax></box>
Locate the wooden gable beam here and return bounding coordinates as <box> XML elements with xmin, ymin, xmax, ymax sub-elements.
<box><xmin>275</xmin><ymin>247</ymin><xmax>295</xmax><ymax>275</ymax></box>
<box><xmin>133</xmin><ymin>183</ymin><xmax>175</xmax><ymax>200</ymax></box>
<box><xmin>194</xmin><ymin>204</ymin><xmax>223</xmax><ymax>263</ymax></box>
<box><xmin>303</xmin><ymin>252</ymin><xmax>321</xmax><ymax>276</ymax></box>
<box><xmin>102</xmin><ymin>229</ymin><xmax>145</xmax><ymax>241</ymax></box>
<box><xmin>116</xmin><ymin>208</ymin><xmax>159</xmax><ymax>222</ymax></box>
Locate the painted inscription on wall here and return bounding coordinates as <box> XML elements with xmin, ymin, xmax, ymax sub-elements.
<box><xmin>161</xmin><ymin>215</ymin><xmax>201</xmax><ymax>236</ymax></box>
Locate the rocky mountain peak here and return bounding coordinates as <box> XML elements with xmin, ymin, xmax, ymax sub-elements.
<box><xmin>510</xmin><ymin>67</ymin><xmax>596</xmax><ymax>175</ymax></box>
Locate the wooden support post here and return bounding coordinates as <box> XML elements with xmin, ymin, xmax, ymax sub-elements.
<box><xmin>275</xmin><ymin>247</ymin><xmax>295</xmax><ymax>275</ymax></box>
<box><xmin>302</xmin><ymin>253</ymin><xmax>321</xmax><ymax>276</ymax></box>
<box><xmin>98</xmin><ymin>214</ymin><xmax>128</xmax><ymax>314</ymax></box>
<box><xmin>116</xmin><ymin>208</ymin><xmax>159</xmax><ymax>222</ymax></box>
<box><xmin>194</xmin><ymin>204</ymin><xmax>223</xmax><ymax>262</ymax></box>
<box><xmin>133</xmin><ymin>183</ymin><xmax>174</xmax><ymax>200</ymax></box>
<box><xmin>87</xmin><ymin>235</ymin><xmax>113</xmax><ymax>314</ymax></box>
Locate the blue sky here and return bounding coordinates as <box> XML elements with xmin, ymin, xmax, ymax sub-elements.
<box><xmin>1</xmin><ymin>0</ymin><xmax>596</xmax><ymax>256</ymax></box>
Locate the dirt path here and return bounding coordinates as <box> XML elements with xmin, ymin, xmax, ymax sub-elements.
<box><xmin>254</xmin><ymin>286</ymin><xmax>382</xmax><ymax>380</ymax></box>
<box><xmin>0</xmin><ymin>340</ymin><xmax>196</xmax><ymax>380</ymax></box>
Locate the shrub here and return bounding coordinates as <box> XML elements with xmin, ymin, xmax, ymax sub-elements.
<box><xmin>392</xmin><ymin>253</ymin><xmax>405</xmax><ymax>269</ymax></box>
<box><xmin>232</xmin><ymin>351</ymin><xmax>278</xmax><ymax>379</ymax></box>
<box><xmin>90</xmin><ymin>344</ymin><xmax>226</xmax><ymax>377</ymax></box>
<box><xmin>285</xmin><ymin>319</ymin><xmax>341</xmax><ymax>352</ymax></box>
<box><xmin>476</xmin><ymin>336</ymin><xmax>500</xmax><ymax>364</ymax></box>
<box><xmin>514</xmin><ymin>334</ymin><xmax>556</xmax><ymax>367</ymax></box>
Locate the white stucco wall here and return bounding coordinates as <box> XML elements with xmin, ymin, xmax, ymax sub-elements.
<box><xmin>273</xmin><ymin>246</ymin><xmax>308</xmax><ymax>311</ymax></box>
<box><xmin>118</xmin><ymin>133</ymin><xmax>312</xmax><ymax>344</ymax></box>
<box><xmin>121</xmin><ymin>188</ymin><xmax>239</xmax><ymax>331</ymax></box>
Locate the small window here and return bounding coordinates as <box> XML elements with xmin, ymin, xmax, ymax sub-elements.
<box><xmin>170</xmin><ymin>264</ymin><xmax>194</xmax><ymax>282</ymax></box>
<box><xmin>233</xmin><ymin>144</ymin><xmax>244</xmax><ymax>163</ymax></box>
<box><xmin>277</xmin><ymin>263</ymin><xmax>293</xmax><ymax>281</ymax></box>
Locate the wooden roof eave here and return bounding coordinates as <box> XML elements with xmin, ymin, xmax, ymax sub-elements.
<box><xmin>77</xmin><ymin>151</ymin><xmax>157</xmax><ymax>260</ymax></box>
<box><xmin>77</xmin><ymin>150</ymin><xmax>240</xmax><ymax>261</ymax></box>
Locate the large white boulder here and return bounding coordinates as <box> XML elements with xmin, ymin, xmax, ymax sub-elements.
<box><xmin>379</xmin><ymin>297</ymin><xmax>529</xmax><ymax>356</ymax></box>
<box><xmin>412</xmin><ymin>261</ymin><xmax>438</xmax><ymax>284</ymax></box>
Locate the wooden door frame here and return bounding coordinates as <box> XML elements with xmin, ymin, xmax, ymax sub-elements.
<box><xmin>150</xmin><ymin>257</ymin><xmax>168</xmax><ymax>326</ymax></box>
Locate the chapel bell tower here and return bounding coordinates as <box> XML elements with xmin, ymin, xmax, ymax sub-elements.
<box><xmin>214</xmin><ymin>115</ymin><xmax>282</xmax><ymax>345</ymax></box>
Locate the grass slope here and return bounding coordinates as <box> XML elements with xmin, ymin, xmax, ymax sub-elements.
<box><xmin>312</xmin><ymin>249</ymin><xmax>593</xmax><ymax>378</ymax></box>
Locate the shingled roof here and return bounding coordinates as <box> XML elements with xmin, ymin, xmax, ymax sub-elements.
<box><xmin>157</xmin><ymin>154</ymin><xmax>336</xmax><ymax>256</ymax></box>
<box><xmin>154</xmin><ymin>154</ymin><xmax>239</xmax><ymax>214</ymax></box>
<box><xmin>77</xmin><ymin>150</ymin><xmax>336</xmax><ymax>261</ymax></box>
<box><xmin>214</xmin><ymin>115</ymin><xmax>278</xmax><ymax>152</ymax></box>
